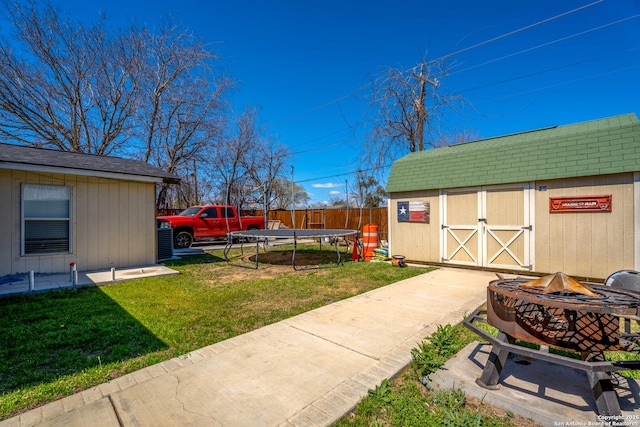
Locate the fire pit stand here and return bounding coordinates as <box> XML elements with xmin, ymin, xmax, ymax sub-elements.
<box><xmin>464</xmin><ymin>274</ymin><xmax>640</xmax><ymax>417</ymax></box>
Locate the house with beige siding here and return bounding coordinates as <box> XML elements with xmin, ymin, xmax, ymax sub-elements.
<box><xmin>0</xmin><ymin>143</ymin><xmax>179</xmax><ymax>277</ymax></box>
<box><xmin>385</xmin><ymin>113</ymin><xmax>640</xmax><ymax>280</ymax></box>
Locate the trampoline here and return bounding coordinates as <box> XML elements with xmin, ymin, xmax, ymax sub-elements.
<box><xmin>223</xmin><ymin>229</ymin><xmax>358</xmax><ymax>270</ymax></box>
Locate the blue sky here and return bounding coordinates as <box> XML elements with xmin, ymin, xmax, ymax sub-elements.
<box><xmin>54</xmin><ymin>0</ymin><xmax>639</xmax><ymax>204</ymax></box>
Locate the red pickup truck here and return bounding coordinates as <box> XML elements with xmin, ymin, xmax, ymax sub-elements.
<box><xmin>157</xmin><ymin>205</ymin><xmax>264</xmax><ymax>248</ymax></box>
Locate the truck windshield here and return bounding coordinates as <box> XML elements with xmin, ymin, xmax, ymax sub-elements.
<box><xmin>178</xmin><ymin>207</ymin><xmax>202</xmax><ymax>217</ymax></box>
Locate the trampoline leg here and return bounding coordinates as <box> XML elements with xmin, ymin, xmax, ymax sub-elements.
<box><xmin>223</xmin><ymin>241</ymin><xmax>231</xmax><ymax>263</ymax></box>
<box><xmin>292</xmin><ymin>231</ymin><xmax>298</xmax><ymax>270</ymax></box>
<box><xmin>253</xmin><ymin>239</ymin><xmax>259</xmax><ymax>269</ymax></box>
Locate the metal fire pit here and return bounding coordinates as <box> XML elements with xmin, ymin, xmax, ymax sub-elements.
<box><xmin>487</xmin><ymin>275</ymin><xmax>639</xmax><ymax>353</ymax></box>
<box><xmin>464</xmin><ymin>272</ymin><xmax>640</xmax><ymax>416</ymax></box>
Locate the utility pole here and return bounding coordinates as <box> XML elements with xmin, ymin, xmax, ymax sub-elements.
<box><xmin>413</xmin><ymin>63</ymin><xmax>439</xmax><ymax>152</ymax></box>
<box><xmin>192</xmin><ymin>159</ymin><xmax>199</xmax><ymax>204</ymax></box>
<box><xmin>290</xmin><ymin>165</ymin><xmax>295</xmax><ymax>229</ymax></box>
<box><xmin>345</xmin><ymin>179</ymin><xmax>349</xmax><ymax>229</ymax></box>
<box><xmin>263</xmin><ymin>181</ymin><xmax>268</xmax><ymax>230</ymax></box>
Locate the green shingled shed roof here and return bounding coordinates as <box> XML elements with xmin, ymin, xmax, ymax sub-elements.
<box><xmin>386</xmin><ymin>113</ymin><xmax>640</xmax><ymax>193</ymax></box>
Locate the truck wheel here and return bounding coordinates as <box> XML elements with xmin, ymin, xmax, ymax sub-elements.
<box><xmin>174</xmin><ymin>231</ymin><xmax>193</xmax><ymax>249</ymax></box>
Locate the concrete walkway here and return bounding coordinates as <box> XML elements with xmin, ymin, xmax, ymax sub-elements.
<box><xmin>0</xmin><ymin>267</ymin><xmax>495</xmax><ymax>427</ymax></box>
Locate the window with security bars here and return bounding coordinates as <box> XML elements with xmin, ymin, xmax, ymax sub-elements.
<box><xmin>22</xmin><ymin>184</ymin><xmax>71</xmax><ymax>254</ymax></box>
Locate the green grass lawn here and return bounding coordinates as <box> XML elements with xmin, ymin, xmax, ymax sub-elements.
<box><xmin>2</xmin><ymin>246</ymin><xmax>637</xmax><ymax>424</ymax></box>
<box><xmin>0</xmin><ymin>246</ymin><xmax>427</xmax><ymax>420</ymax></box>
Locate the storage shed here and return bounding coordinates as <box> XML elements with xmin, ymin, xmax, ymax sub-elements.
<box><xmin>0</xmin><ymin>143</ymin><xmax>179</xmax><ymax>277</ymax></box>
<box><xmin>385</xmin><ymin>113</ymin><xmax>640</xmax><ymax>280</ymax></box>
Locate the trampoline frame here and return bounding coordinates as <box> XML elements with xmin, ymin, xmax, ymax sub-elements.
<box><xmin>223</xmin><ymin>229</ymin><xmax>358</xmax><ymax>270</ymax></box>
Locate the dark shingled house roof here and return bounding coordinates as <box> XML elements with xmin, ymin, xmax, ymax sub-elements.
<box><xmin>386</xmin><ymin>113</ymin><xmax>640</xmax><ymax>193</ymax></box>
<box><xmin>0</xmin><ymin>143</ymin><xmax>180</xmax><ymax>184</ymax></box>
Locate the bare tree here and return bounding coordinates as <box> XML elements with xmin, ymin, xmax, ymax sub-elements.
<box><xmin>270</xmin><ymin>179</ymin><xmax>309</xmax><ymax>209</ymax></box>
<box><xmin>203</xmin><ymin>107</ymin><xmax>295</xmax><ymax>213</ymax></box>
<box><xmin>0</xmin><ymin>1</ymin><xmax>231</xmax><ymax>210</ymax></box>
<box><xmin>353</xmin><ymin>171</ymin><xmax>386</xmax><ymax>208</ymax></box>
<box><xmin>203</xmin><ymin>109</ymin><xmax>258</xmax><ymax>209</ymax></box>
<box><xmin>241</xmin><ymin>126</ymin><xmax>289</xmax><ymax>212</ymax></box>
<box><xmin>362</xmin><ymin>57</ymin><xmax>463</xmax><ymax>170</ymax></box>
<box><xmin>139</xmin><ymin>20</ymin><xmax>230</xmax><ymax>163</ymax></box>
<box><xmin>435</xmin><ymin>128</ymin><xmax>480</xmax><ymax>146</ymax></box>
<box><xmin>141</xmin><ymin>22</ymin><xmax>231</xmax><ymax>208</ymax></box>
<box><xmin>0</xmin><ymin>0</ymin><xmax>142</xmax><ymax>154</ymax></box>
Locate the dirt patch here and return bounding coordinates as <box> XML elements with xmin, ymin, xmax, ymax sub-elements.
<box><xmin>211</xmin><ymin>267</ymin><xmax>284</xmax><ymax>284</ymax></box>
<box><xmin>248</xmin><ymin>249</ymin><xmax>344</xmax><ymax>266</ymax></box>
<box><xmin>206</xmin><ymin>249</ymin><xmax>344</xmax><ymax>285</ymax></box>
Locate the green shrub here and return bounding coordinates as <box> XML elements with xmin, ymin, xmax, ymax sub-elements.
<box><xmin>411</xmin><ymin>324</ymin><xmax>463</xmax><ymax>378</ymax></box>
<box><xmin>441</xmin><ymin>408</ymin><xmax>483</xmax><ymax>427</ymax></box>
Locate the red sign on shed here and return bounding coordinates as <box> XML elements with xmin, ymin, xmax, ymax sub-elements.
<box><xmin>549</xmin><ymin>195</ymin><xmax>612</xmax><ymax>213</ymax></box>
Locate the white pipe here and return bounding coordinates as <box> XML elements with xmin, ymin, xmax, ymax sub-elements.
<box><xmin>70</xmin><ymin>263</ymin><xmax>77</xmax><ymax>287</ymax></box>
<box><xmin>28</xmin><ymin>270</ymin><xmax>35</xmax><ymax>293</ymax></box>
<box><xmin>111</xmin><ymin>267</ymin><xmax>116</xmax><ymax>282</ymax></box>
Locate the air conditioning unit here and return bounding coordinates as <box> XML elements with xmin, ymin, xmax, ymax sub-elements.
<box><xmin>157</xmin><ymin>228</ymin><xmax>174</xmax><ymax>261</ymax></box>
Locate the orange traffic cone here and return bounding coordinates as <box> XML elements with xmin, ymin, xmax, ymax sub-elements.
<box><xmin>351</xmin><ymin>239</ymin><xmax>359</xmax><ymax>261</ymax></box>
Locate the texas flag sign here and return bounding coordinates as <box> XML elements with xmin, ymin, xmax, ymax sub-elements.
<box><xmin>397</xmin><ymin>201</ymin><xmax>430</xmax><ymax>223</ymax></box>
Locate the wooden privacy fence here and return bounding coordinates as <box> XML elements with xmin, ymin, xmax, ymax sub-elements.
<box><xmin>255</xmin><ymin>207</ymin><xmax>388</xmax><ymax>241</ymax></box>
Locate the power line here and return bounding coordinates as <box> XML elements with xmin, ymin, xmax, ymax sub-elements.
<box><xmin>437</xmin><ymin>0</ymin><xmax>605</xmax><ymax>63</ymax></box>
<box><xmin>292</xmin><ymin>59</ymin><xmax>640</xmax><ymax>185</ymax></box>
<box><xmin>271</xmin><ymin>1</ymin><xmax>605</xmax><ymax>128</ymax></box>
<box><xmin>286</xmin><ymin>16</ymin><xmax>639</xmax><ymax>156</ymax></box>
<box><xmin>281</xmin><ymin>3</ymin><xmax>638</xmax><ymax>186</ymax></box>
<box><xmin>288</xmin><ymin>55</ymin><xmax>639</xmax><ymax>163</ymax></box>
<box><xmin>272</xmin><ymin>90</ymin><xmax>365</xmax><ymax>127</ymax></box>
<box><xmin>476</xmin><ymin>63</ymin><xmax>640</xmax><ymax>105</ymax></box>
<box><xmin>290</xmin><ymin>138</ymin><xmax>357</xmax><ymax>155</ymax></box>
<box><xmin>289</xmin><ymin>127</ymin><xmax>351</xmax><ymax>149</ymax></box>
<box><xmin>291</xmin><ymin>50</ymin><xmax>640</xmax><ymax>169</ymax></box>
<box><xmin>295</xmin><ymin>164</ymin><xmax>392</xmax><ymax>184</ymax></box>
<box><xmin>460</xmin><ymin>46</ymin><xmax>640</xmax><ymax>94</ymax></box>
<box><xmin>450</xmin><ymin>14</ymin><xmax>640</xmax><ymax>77</ymax></box>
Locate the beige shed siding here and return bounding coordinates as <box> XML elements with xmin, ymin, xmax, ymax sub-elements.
<box><xmin>388</xmin><ymin>190</ymin><xmax>440</xmax><ymax>262</ymax></box>
<box><xmin>534</xmin><ymin>173</ymin><xmax>634</xmax><ymax>279</ymax></box>
<box><xmin>0</xmin><ymin>170</ymin><xmax>12</xmax><ymax>273</ymax></box>
<box><xmin>0</xmin><ymin>170</ymin><xmax>157</xmax><ymax>276</ymax></box>
<box><xmin>388</xmin><ymin>174</ymin><xmax>634</xmax><ymax>278</ymax></box>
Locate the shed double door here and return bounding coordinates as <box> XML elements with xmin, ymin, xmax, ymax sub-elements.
<box><xmin>440</xmin><ymin>184</ymin><xmax>533</xmax><ymax>270</ymax></box>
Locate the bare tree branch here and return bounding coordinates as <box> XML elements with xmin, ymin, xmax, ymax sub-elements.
<box><xmin>0</xmin><ymin>0</ymin><xmax>142</xmax><ymax>155</ymax></box>
<box><xmin>200</xmin><ymin>108</ymin><xmax>294</xmax><ymax>211</ymax></box>
<box><xmin>0</xmin><ymin>1</ymin><xmax>234</xmax><ymax>209</ymax></box>
<box><xmin>361</xmin><ymin>57</ymin><xmax>464</xmax><ymax>172</ymax></box>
